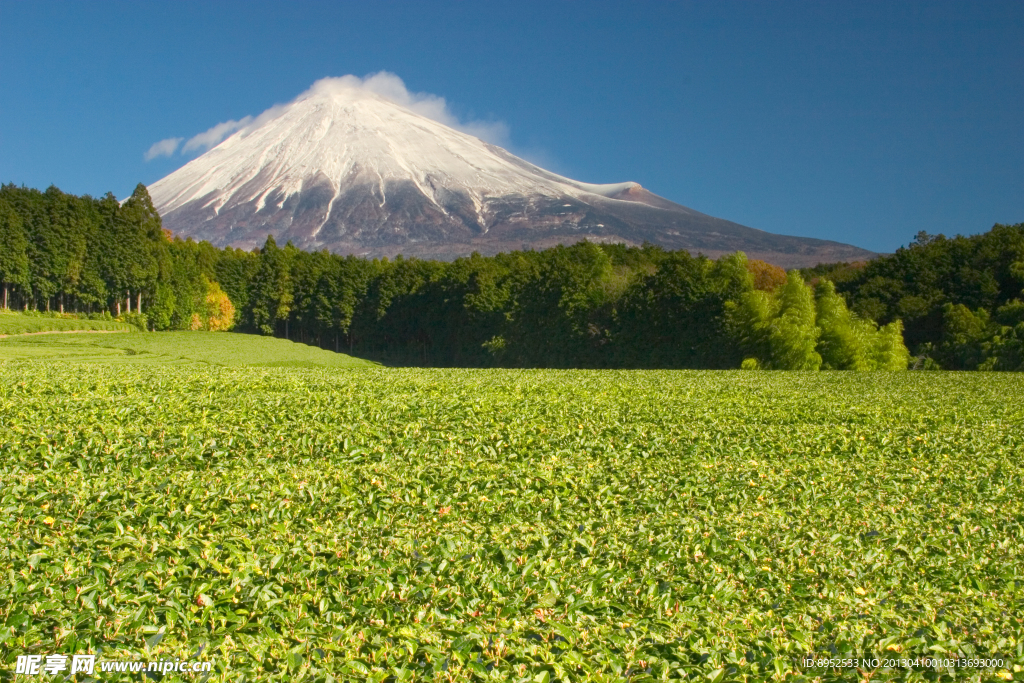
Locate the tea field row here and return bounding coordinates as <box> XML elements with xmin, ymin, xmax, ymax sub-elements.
<box><xmin>1</xmin><ymin>365</ymin><xmax>1022</xmax><ymax>681</ymax></box>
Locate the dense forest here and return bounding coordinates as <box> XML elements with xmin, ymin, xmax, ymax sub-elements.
<box><xmin>0</xmin><ymin>183</ymin><xmax>233</xmax><ymax>332</ymax></box>
<box><xmin>2</xmin><ymin>183</ymin><xmax>1022</xmax><ymax>370</ymax></box>
<box><xmin>804</xmin><ymin>227</ymin><xmax>1024</xmax><ymax>370</ymax></box>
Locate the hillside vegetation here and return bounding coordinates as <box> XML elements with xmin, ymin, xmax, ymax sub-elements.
<box><xmin>0</xmin><ymin>331</ymin><xmax>374</xmax><ymax>368</ymax></box>
<box><xmin>0</xmin><ymin>312</ymin><xmax>132</xmax><ymax>336</ymax></box>
<box><xmin>805</xmin><ymin>226</ymin><xmax>1024</xmax><ymax>370</ymax></box>
<box><xmin>1</xmin><ymin>361</ymin><xmax>1021</xmax><ymax>680</ymax></box>
<box><xmin>3</xmin><ymin>182</ymin><xmax>1021</xmax><ymax>369</ymax></box>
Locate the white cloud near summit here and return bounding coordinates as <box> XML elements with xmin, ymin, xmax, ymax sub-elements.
<box><xmin>305</xmin><ymin>72</ymin><xmax>511</xmax><ymax>146</ymax></box>
<box><xmin>144</xmin><ymin>137</ymin><xmax>183</xmax><ymax>161</ymax></box>
<box><xmin>182</xmin><ymin>117</ymin><xmax>254</xmax><ymax>154</ymax></box>
<box><xmin>145</xmin><ymin>72</ymin><xmax>511</xmax><ymax>161</ymax></box>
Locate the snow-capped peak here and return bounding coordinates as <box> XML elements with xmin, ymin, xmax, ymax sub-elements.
<box><xmin>151</xmin><ymin>81</ymin><xmax>641</xmax><ymax>223</ymax></box>
<box><xmin>148</xmin><ymin>76</ymin><xmax>876</xmax><ymax>267</ymax></box>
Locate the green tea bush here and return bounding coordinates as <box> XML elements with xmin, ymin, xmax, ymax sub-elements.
<box><xmin>0</xmin><ymin>366</ymin><xmax>1021</xmax><ymax>681</ymax></box>
<box><xmin>0</xmin><ymin>312</ymin><xmax>131</xmax><ymax>336</ymax></box>
<box><xmin>118</xmin><ymin>312</ymin><xmax>150</xmax><ymax>332</ymax></box>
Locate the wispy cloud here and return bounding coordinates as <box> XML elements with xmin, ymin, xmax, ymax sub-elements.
<box><xmin>144</xmin><ymin>71</ymin><xmax>514</xmax><ymax>161</ymax></box>
<box><xmin>182</xmin><ymin>117</ymin><xmax>253</xmax><ymax>154</ymax></box>
<box><xmin>144</xmin><ymin>137</ymin><xmax>183</xmax><ymax>161</ymax></box>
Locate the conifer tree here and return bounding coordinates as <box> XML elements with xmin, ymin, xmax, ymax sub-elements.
<box><xmin>0</xmin><ymin>199</ymin><xmax>29</xmax><ymax>309</ymax></box>
<box><xmin>117</xmin><ymin>184</ymin><xmax>162</xmax><ymax>313</ymax></box>
<box><xmin>248</xmin><ymin>236</ymin><xmax>295</xmax><ymax>336</ymax></box>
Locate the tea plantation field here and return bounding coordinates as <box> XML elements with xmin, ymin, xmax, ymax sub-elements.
<box><xmin>0</xmin><ymin>332</ymin><xmax>375</xmax><ymax>368</ymax></box>
<box><xmin>1</xmin><ymin>351</ymin><xmax>1022</xmax><ymax>680</ymax></box>
<box><xmin>0</xmin><ymin>312</ymin><xmax>132</xmax><ymax>336</ymax></box>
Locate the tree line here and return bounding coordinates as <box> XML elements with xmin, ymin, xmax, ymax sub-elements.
<box><xmin>3</xmin><ymin>183</ymin><xmax>1020</xmax><ymax>369</ymax></box>
<box><xmin>803</xmin><ymin>226</ymin><xmax>1024</xmax><ymax>370</ymax></box>
<box><xmin>0</xmin><ymin>183</ymin><xmax>232</xmax><ymax>330</ymax></box>
<box><xmin>197</xmin><ymin>234</ymin><xmax>909</xmax><ymax>370</ymax></box>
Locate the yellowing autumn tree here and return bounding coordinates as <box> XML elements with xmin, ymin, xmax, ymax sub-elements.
<box><xmin>746</xmin><ymin>259</ymin><xmax>787</xmax><ymax>292</ymax></box>
<box><xmin>189</xmin><ymin>276</ymin><xmax>235</xmax><ymax>331</ymax></box>
<box><xmin>203</xmin><ymin>278</ymin><xmax>235</xmax><ymax>331</ymax></box>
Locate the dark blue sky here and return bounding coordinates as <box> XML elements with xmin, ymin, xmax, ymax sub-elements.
<box><xmin>1</xmin><ymin>1</ymin><xmax>1020</xmax><ymax>253</ymax></box>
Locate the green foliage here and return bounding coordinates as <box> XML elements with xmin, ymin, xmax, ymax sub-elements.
<box><xmin>816</xmin><ymin>280</ymin><xmax>872</xmax><ymax>370</ymax></box>
<box><xmin>0</xmin><ymin>311</ymin><xmax>132</xmax><ymax>335</ymax></box>
<box><xmin>806</xmin><ymin>223</ymin><xmax>1024</xmax><ymax>364</ymax></box>
<box><xmin>816</xmin><ymin>280</ymin><xmax>909</xmax><ymax>370</ymax></box>
<box><xmin>0</xmin><ymin>184</ymin><xmax>234</xmax><ymax>331</ymax></box>
<box><xmin>0</xmin><ymin>198</ymin><xmax>30</xmax><ymax>304</ymax></box>
<box><xmin>110</xmin><ymin>184</ymin><xmax>160</xmax><ymax>299</ymax></box>
<box><xmin>613</xmin><ymin>251</ymin><xmax>748</xmax><ymax>368</ymax></box>
<box><xmin>772</xmin><ymin>271</ymin><xmax>823</xmax><ymax>370</ymax></box>
<box><xmin>277</xmin><ymin>243</ymin><xmax>752</xmax><ymax>369</ymax></box>
<box><xmin>930</xmin><ymin>301</ymin><xmax>1024</xmax><ymax>371</ymax></box>
<box><xmin>3</xmin><ymin>181</ymin><xmax>1021</xmax><ymax>370</ymax></box>
<box><xmin>871</xmin><ymin>319</ymin><xmax>912</xmax><ymax>371</ymax></box>
<box><xmin>0</xmin><ymin>362</ymin><xmax>1021</xmax><ymax>679</ymax></box>
<box><xmin>938</xmin><ymin>304</ymin><xmax>990</xmax><ymax>370</ymax></box>
<box><xmin>148</xmin><ymin>282</ymin><xmax>177</xmax><ymax>331</ymax></box>
<box><xmin>247</xmin><ymin>236</ymin><xmax>297</xmax><ymax>336</ymax></box>
<box><xmin>118</xmin><ymin>312</ymin><xmax>149</xmax><ymax>332</ymax></box>
<box><xmin>0</xmin><ymin>331</ymin><xmax>376</xmax><ymax>367</ymax></box>
<box><xmin>498</xmin><ymin>242</ymin><xmax>616</xmax><ymax>367</ymax></box>
<box><xmin>727</xmin><ymin>271</ymin><xmax>822</xmax><ymax>370</ymax></box>
<box><xmin>728</xmin><ymin>275</ymin><xmax>910</xmax><ymax>371</ymax></box>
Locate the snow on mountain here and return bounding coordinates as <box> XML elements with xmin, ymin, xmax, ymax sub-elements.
<box><xmin>149</xmin><ymin>77</ymin><xmax>875</xmax><ymax>267</ymax></box>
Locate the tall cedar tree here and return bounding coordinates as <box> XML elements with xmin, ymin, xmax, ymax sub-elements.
<box><xmin>0</xmin><ymin>199</ymin><xmax>29</xmax><ymax>309</ymax></box>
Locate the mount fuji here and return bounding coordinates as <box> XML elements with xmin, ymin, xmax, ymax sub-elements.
<box><xmin>149</xmin><ymin>77</ymin><xmax>875</xmax><ymax>267</ymax></box>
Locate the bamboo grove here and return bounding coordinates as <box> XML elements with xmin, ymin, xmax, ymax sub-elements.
<box><xmin>2</xmin><ymin>183</ymin><xmax>1022</xmax><ymax>369</ymax></box>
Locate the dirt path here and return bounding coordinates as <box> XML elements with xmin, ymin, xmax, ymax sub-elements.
<box><xmin>0</xmin><ymin>329</ymin><xmax>127</xmax><ymax>339</ymax></box>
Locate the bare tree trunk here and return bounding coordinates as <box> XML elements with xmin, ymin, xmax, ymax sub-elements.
<box><xmin>116</xmin><ymin>300</ymin><xmax>121</xmax><ymax>316</ymax></box>
<box><xmin>126</xmin><ymin>290</ymin><xmax>131</xmax><ymax>314</ymax></box>
<box><xmin>137</xmin><ymin>291</ymin><xmax>142</xmax><ymax>314</ymax></box>
<box><xmin>60</xmin><ymin>294</ymin><xmax>64</xmax><ymax>314</ymax></box>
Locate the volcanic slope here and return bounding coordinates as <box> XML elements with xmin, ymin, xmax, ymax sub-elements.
<box><xmin>149</xmin><ymin>79</ymin><xmax>874</xmax><ymax>267</ymax></box>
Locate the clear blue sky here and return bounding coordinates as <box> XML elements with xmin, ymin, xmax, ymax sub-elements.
<box><xmin>1</xmin><ymin>1</ymin><xmax>1020</xmax><ymax>253</ymax></box>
